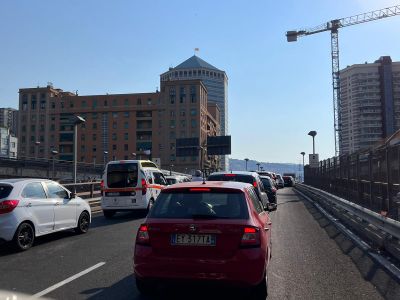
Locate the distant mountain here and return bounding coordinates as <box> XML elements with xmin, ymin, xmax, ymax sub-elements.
<box><xmin>229</xmin><ymin>158</ymin><xmax>303</xmax><ymax>178</ymax></box>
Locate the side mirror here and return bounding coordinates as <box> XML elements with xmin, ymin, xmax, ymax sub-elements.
<box><xmin>70</xmin><ymin>192</ymin><xmax>76</xmax><ymax>199</ymax></box>
<box><xmin>265</xmin><ymin>203</ymin><xmax>277</xmax><ymax>212</ymax></box>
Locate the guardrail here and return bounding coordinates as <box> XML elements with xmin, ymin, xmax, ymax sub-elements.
<box><xmin>296</xmin><ymin>183</ymin><xmax>400</xmax><ymax>263</ymax></box>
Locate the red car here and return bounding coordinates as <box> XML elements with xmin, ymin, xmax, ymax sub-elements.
<box><xmin>134</xmin><ymin>181</ymin><xmax>275</xmax><ymax>298</ymax></box>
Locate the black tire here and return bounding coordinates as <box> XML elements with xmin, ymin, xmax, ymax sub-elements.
<box><xmin>103</xmin><ymin>210</ymin><xmax>116</xmax><ymax>219</ymax></box>
<box><xmin>75</xmin><ymin>211</ymin><xmax>90</xmax><ymax>234</ymax></box>
<box><xmin>13</xmin><ymin>222</ymin><xmax>35</xmax><ymax>251</ymax></box>
<box><xmin>135</xmin><ymin>277</ymin><xmax>153</xmax><ymax>295</ymax></box>
<box><xmin>252</xmin><ymin>271</ymin><xmax>268</xmax><ymax>300</ymax></box>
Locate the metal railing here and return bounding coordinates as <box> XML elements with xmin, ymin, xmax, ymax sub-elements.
<box><xmin>304</xmin><ymin>144</ymin><xmax>400</xmax><ymax>221</ymax></box>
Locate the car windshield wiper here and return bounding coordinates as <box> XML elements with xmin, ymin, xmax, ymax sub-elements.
<box><xmin>191</xmin><ymin>214</ymin><xmax>230</xmax><ymax>219</ymax></box>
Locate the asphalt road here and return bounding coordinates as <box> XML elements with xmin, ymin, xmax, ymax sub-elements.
<box><xmin>0</xmin><ymin>188</ymin><xmax>384</xmax><ymax>299</ymax></box>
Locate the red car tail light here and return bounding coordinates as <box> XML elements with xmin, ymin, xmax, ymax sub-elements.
<box><xmin>100</xmin><ymin>180</ymin><xmax>104</xmax><ymax>190</ymax></box>
<box><xmin>189</xmin><ymin>188</ymin><xmax>211</xmax><ymax>192</ymax></box>
<box><xmin>141</xmin><ymin>179</ymin><xmax>147</xmax><ymax>195</ymax></box>
<box><xmin>253</xmin><ymin>181</ymin><xmax>258</xmax><ymax>188</ymax></box>
<box><xmin>137</xmin><ymin>224</ymin><xmax>150</xmax><ymax>245</ymax></box>
<box><xmin>0</xmin><ymin>200</ymin><xmax>19</xmax><ymax>215</ymax></box>
<box><xmin>240</xmin><ymin>226</ymin><xmax>261</xmax><ymax>248</ymax></box>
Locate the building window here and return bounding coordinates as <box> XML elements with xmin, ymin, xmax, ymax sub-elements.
<box><xmin>92</xmin><ymin>123</ymin><xmax>97</xmax><ymax>129</ymax></box>
<box><xmin>50</xmin><ymin>124</ymin><xmax>55</xmax><ymax>131</ymax></box>
<box><xmin>169</xmin><ymin>131</ymin><xmax>175</xmax><ymax>139</ymax></box>
<box><xmin>180</xmin><ymin>120</ymin><xmax>186</xmax><ymax>127</ymax></box>
<box><xmin>170</xmin><ymin>154</ymin><xmax>176</xmax><ymax>161</ymax></box>
<box><xmin>113</xmin><ymin>99</ymin><xmax>118</xmax><ymax>106</ymax></box>
<box><xmin>170</xmin><ymin>143</ymin><xmax>175</xmax><ymax>150</ymax></box>
<box><xmin>191</xmin><ymin>119</ymin><xmax>196</xmax><ymax>128</ymax></box>
<box><xmin>31</xmin><ymin>100</ymin><xmax>37</xmax><ymax>110</ymax></box>
<box><xmin>170</xmin><ymin>110</ymin><xmax>175</xmax><ymax>118</ymax></box>
<box><xmin>124</xmin><ymin>111</ymin><xmax>129</xmax><ymax>118</ymax></box>
<box><xmin>92</xmin><ymin>112</ymin><xmax>98</xmax><ymax>119</ymax></box>
<box><xmin>93</xmin><ymin>134</ymin><xmax>97</xmax><ymax>141</ymax></box>
<box><xmin>92</xmin><ymin>99</ymin><xmax>97</xmax><ymax>109</ymax></box>
<box><xmin>124</xmin><ymin>99</ymin><xmax>129</xmax><ymax>106</ymax></box>
<box><xmin>124</xmin><ymin>122</ymin><xmax>129</xmax><ymax>129</ymax></box>
<box><xmin>112</xmin><ymin>144</ymin><xmax>117</xmax><ymax>150</ymax></box>
<box><xmin>112</xmin><ymin>133</ymin><xmax>117</xmax><ymax>141</ymax></box>
<box><xmin>81</xmin><ymin>134</ymin><xmax>85</xmax><ymax>141</ymax></box>
<box><xmin>113</xmin><ymin>122</ymin><xmax>117</xmax><ymax>129</ymax></box>
<box><xmin>104</xmin><ymin>100</ymin><xmax>108</xmax><ymax>107</ymax></box>
<box><xmin>124</xmin><ymin>133</ymin><xmax>128</xmax><ymax>140</ymax></box>
<box><xmin>180</xmin><ymin>109</ymin><xmax>185</xmax><ymax>117</ymax></box>
<box><xmin>147</xmin><ymin>98</ymin><xmax>152</xmax><ymax>105</ymax></box>
<box><xmin>112</xmin><ymin>112</ymin><xmax>118</xmax><ymax>118</ymax></box>
<box><xmin>81</xmin><ymin>145</ymin><xmax>85</xmax><ymax>152</ymax></box>
<box><xmin>170</xmin><ymin>120</ymin><xmax>175</xmax><ymax>128</ymax></box>
<box><xmin>40</xmin><ymin>100</ymin><xmax>46</xmax><ymax>109</ymax></box>
<box><xmin>124</xmin><ymin>144</ymin><xmax>128</xmax><ymax>151</ymax></box>
<box><xmin>93</xmin><ymin>147</ymin><xmax>97</xmax><ymax>152</ymax></box>
<box><xmin>190</xmin><ymin>108</ymin><xmax>197</xmax><ymax>116</ymax></box>
<box><xmin>82</xmin><ymin>100</ymin><xmax>87</xmax><ymax>107</ymax></box>
<box><xmin>137</xmin><ymin>98</ymin><xmax>142</xmax><ymax>105</ymax></box>
<box><xmin>31</xmin><ymin>125</ymin><xmax>36</xmax><ymax>132</ymax></box>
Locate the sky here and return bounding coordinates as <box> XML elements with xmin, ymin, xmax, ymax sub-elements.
<box><xmin>1</xmin><ymin>0</ymin><xmax>399</xmax><ymax>164</ymax></box>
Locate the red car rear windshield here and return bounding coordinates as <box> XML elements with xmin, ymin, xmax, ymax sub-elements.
<box><xmin>149</xmin><ymin>190</ymin><xmax>249</xmax><ymax>220</ymax></box>
<box><xmin>207</xmin><ymin>174</ymin><xmax>254</xmax><ymax>184</ymax></box>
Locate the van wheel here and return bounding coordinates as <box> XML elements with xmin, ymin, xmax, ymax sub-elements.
<box><xmin>75</xmin><ymin>211</ymin><xmax>90</xmax><ymax>234</ymax></box>
<box><xmin>13</xmin><ymin>222</ymin><xmax>35</xmax><ymax>251</ymax></box>
<box><xmin>252</xmin><ymin>270</ymin><xmax>268</xmax><ymax>300</ymax></box>
<box><xmin>103</xmin><ymin>210</ymin><xmax>116</xmax><ymax>219</ymax></box>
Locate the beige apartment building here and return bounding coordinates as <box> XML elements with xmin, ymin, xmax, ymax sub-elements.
<box><xmin>18</xmin><ymin>79</ymin><xmax>220</xmax><ymax>174</ymax></box>
<box><xmin>340</xmin><ymin>56</ymin><xmax>400</xmax><ymax>154</ymax></box>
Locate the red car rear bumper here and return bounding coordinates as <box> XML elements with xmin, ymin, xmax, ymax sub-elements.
<box><xmin>134</xmin><ymin>245</ymin><xmax>267</xmax><ymax>287</ymax></box>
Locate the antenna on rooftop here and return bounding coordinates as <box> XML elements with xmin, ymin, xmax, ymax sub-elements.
<box><xmin>194</xmin><ymin>48</ymin><xmax>199</xmax><ymax>55</ymax></box>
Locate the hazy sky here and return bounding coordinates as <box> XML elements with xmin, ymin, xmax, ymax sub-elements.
<box><xmin>1</xmin><ymin>0</ymin><xmax>399</xmax><ymax>164</ymax></box>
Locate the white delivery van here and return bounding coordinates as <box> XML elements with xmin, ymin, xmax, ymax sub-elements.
<box><xmin>101</xmin><ymin>160</ymin><xmax>167</xmax><ymax>218</ymax></box>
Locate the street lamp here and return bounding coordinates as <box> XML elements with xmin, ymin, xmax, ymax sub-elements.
<box><xmin>34</xmin><ymin>141</ymin><xmax>40</xmax><ymax>160</ymax></box>
<box><xmin>256</xmin><ymin>162</ymin><xmax>260</xmax><ymax>171</ymax></box>
<box><xmin>51</xmin><ymin>150</ymin><xmax>58</xmax><ymax>179</ymax></box>
<box><xmin>300</xmin><ymin>152</ymin><xmax>305</xmax><ymax>182</ymax></box>
<box><xmin>103</xmin><ymin>151</ymin><xmax>108</xmax><ymax>166</ymax></box>
<box><xmin>244</xmin><ymin>158</ymin><xmax>249</xmax><ymax>171</ymax></box>
<box><xmin>308</xmin><ymin>131</ymin><xmax>317</xmax><ymax>154</ymax></box>
<box><xmin>73</xmin><ymin>115</ymin><xmax>86</xmax><ymax>187</ymax></box>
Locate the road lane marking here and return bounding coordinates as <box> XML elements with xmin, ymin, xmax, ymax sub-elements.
<box><xmin>31</xmin><ymin>262</ymin><xmax>106</xmax><ymax>298</ymax></box>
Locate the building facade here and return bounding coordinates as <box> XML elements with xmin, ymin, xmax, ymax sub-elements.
<box><xmin>160</xmin><ymin>55</ymin><xmax>229</xmax><ymax>170</ymax></box>
<box><xmin>339</xmin><ymin>56</ymin><xmax>400</xmax><ymax>154</ymax></box>
<box><xmin>18</xmin><ymin>80</ymin><xmax>220</xmax><ymax>174</ymax></box>
<box><xmin>0</xmin><ymin>108</ymin><xmax>18</xmax><ymax>136</ymax></box>
<box><xmin>0</xmin><ymin>127</ymin><xmax>17</xmax><ymax>159</ymax></box>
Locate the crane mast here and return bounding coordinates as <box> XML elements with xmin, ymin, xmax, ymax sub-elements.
<box><xmin>287</xmin><ymin>5</ymin><xmax>400</xmax><ymax>156</ymax></box>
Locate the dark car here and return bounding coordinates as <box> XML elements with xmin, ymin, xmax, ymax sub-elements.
<box><xmin>283</xmin><ymin>176</ymin><xmax>295</xmax><ymax>187</ymax></box>
<box><xmin>208</xmin><ymin>172</ymin><xmax>269</xmax><ymax>209</ymax></box>
<box><xmin>260</xmin><ymin>176</ymin><xmax>277</xmax><ymax>204</ymax></box>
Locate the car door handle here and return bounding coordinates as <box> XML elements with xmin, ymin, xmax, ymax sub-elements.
<box><xmin>267</xmin><ymin>222</ymin><xmax>272</xmax><ymax>225</ymax></box>
<box><xmin>264</xmin><ymin>227</ymin><xmax>270</xmax><ymax>231</ymax></box>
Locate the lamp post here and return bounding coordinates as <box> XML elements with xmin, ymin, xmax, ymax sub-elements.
<box><xmin>300</xmin><ymin>152</ymin><xmax>305</xmax><ymax>182</ymax></box>
<box><xmin>308</xmin><ymin>131</ymin><xmax>317</xmax><ymax>154</ymax></box>
<box><xmin>256</xmin><ymin>162</ymin><xmax>260</xmax><ymax>171</ymax></box>
<box><xmin>34</xmin><ymin>141</ymin><xmax>40</xmax><ymax>160</ymax></box>
<box><xmin>73</xmin><ymin>115</ymin><xmax>86</xmax><ymax>188</ymax></box>
<box><xmin>51</xmin><ymin>150</ymin><xmax>58</xmax><ymax>179</ymax></box>
<box><xmin>244</xmin><ymin>158</ymin><xmax>249</xmax><ymax>171</ymax></box>
<box><xmin>103</xmin><ymin>151</ymin><xmax>108</xmax><ymax>167</ymax></box>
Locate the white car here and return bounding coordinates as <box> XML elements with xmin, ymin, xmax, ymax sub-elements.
<box><xmin>0</xmin><ymin>179</ymin><xmax>91</xmax><ymax>251</ymax></box>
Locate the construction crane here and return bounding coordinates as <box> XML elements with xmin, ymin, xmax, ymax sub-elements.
<box><xmin>286</xmin><ymin>5</ymin><xmax>400</xmax><ymax>156</ymax></box>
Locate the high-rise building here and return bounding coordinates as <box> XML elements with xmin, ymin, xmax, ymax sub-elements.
<box><xmin>0</xmin><ymin>108</ymin><xmax>18</xmax><ymax>136</ymax></box>
<box><xmin>0</xmin><ymin>127</ymin><xmax>17</xmax><ymax>159</ymax></box>
<box><xmin>18</xmin><ymin>80</ymin><xmax>220</xmax><ymax>174</ymax></box>
<box><xmin>160</xmin><ymin>55</ymin><xmax>229</xmax><ymax>170</ymax></box>
<box><xmin>339</xmin><ymin>56</ymin><xmax>400</xmax><ymax>154</ymax></box>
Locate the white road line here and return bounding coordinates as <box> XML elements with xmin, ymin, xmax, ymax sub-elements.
<box><xmin>31</xmin><ymin>262</ymin><xmax>106</xmax><ymax>298</ymax></box>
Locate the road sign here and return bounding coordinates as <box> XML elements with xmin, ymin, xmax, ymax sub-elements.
<box><xmin>176</xmin><ymin>138</ymin><xmax>200</xmax><ymax>157</ymax></box>
<box><xmin>207</xmin><ymin>136</ymin><xmax>231</xmax><ymax>155</ymax></box>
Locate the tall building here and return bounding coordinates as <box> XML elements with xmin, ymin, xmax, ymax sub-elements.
<box><xmin>0</xmin><ymin>127</ymin><xmax>17</xmax><ymax>159</ymax></box>
<box><xmin>0</xmin><ymin>108</ymin><xmax>18</xmax><ymax>136</ymax></box>
<box><xmin>18</xmin><ymin>80</ymin><xmax>220</xmax><ymax>174</ymax></box>
<box><xmin>339</xmin><ymin>56</ymin><xmax>400</xmax><ymax>154</ymax></box>
<box><xmin>160</xmin><ymin>55</ymin><xmax>229</xmax><ymax>170</ymax></box>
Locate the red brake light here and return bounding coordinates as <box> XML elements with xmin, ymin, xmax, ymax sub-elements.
<box><xmin>224</xmin><ymin>174</ymin><xmax>236</xmax><ymax>177</ymax></box>
<box><xmin>137</xmin><ymin>224</ymin><xmax>150</xmax><ymax>245</ymax></box>
<box><xmin>241</xmin><ymin>226</ymin><xmax>260</xmax><ymax>248</ymax></box>
<box><xmin>141</xmin><ymin>178</ymin><xmax>147</xmax><ymax>195</ymax></box>
<box><xmin>0</xmin><ymin>200</ymin><xmax>19</xmax><ymax>215</ymax></box>
<box><xmin>189</xmin><ymin>188</ymin><xmax>211</xmax><ymax>192</ymax></box>
<box><xmin>253</xmin><ymin>181</ymin><xmax>257</xmax><ymax>188</ymax></box>
<box><xmin>100</xmin><ymin>180</ymin><xmax>104</xmax><ymax>190</ymax></box>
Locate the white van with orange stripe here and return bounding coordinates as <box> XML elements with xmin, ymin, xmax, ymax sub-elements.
<box><xmin>101</xmin><ymin>160</ymin><xmax>167</xmax><ymax>218</ymax></box>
